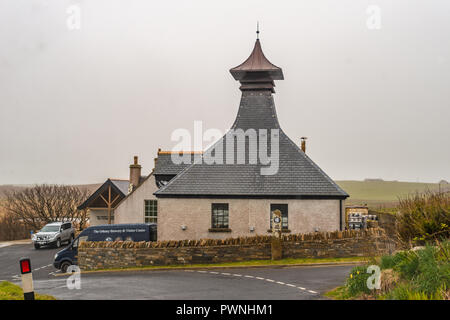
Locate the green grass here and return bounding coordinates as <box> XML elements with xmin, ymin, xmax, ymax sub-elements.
<box><xmin>336</xmin><ymin>180</ymin><xmax>446</xmax><ymax>208</ymax></box>
<box><xmin>324</xmin><ymin>286</ymin><xmax>350</xmax><ymax>300</ymax></box>
<box><xmin>326</xmin><ymin>241</ymin><xmax>450</xmax><ymax>300</ymax></box>
<box><xmin>0</xmin><ymin>281</ymin><xmax>56</xmax><ymax>300</ymax></box>
<box><xmin>81</xmin><ymin>256</ymin><xmax>369</xmax><ymax>273</ymax></box>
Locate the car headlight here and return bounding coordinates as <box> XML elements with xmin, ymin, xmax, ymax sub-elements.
<box><xmin>31</xmin><ymin>234</ymin><xmax>36</xmax><ymax>240</ymax></box>
<box><xmin>54</xmin><ymin>253</ymin><xmax>58</xmax><ymax>260</ymax></box>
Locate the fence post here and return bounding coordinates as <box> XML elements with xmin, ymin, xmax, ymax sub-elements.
<box><xmin>19</xmin><ymin>257</ymin><xmax>34</xmax><ymax>300</ymax></box>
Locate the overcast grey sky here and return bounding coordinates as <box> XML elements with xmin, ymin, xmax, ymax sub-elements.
<box><xmin>0</xmin><ymin>0</ymin><xmax>449</xmax><ymax>185</ymax></box>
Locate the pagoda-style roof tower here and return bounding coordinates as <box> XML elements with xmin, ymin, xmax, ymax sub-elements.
<box><xmin>155</xmin><ymin>35</ymin><xmax>348</xmax><ymax>199</ymax></box>
<box><xmin>230</xmin><ymin>39</ymin><xmax>283</xmax><ymax>93</ymax></box>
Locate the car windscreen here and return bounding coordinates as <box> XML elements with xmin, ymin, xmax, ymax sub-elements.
<box><xmin>40</xmin><ymin>225</ymin><xmax>60</xmax><ymax>232</ymax></box>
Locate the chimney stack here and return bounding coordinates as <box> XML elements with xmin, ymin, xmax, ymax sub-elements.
<box><xmin>301</xmin><ymin>137</ymin><xmax>307</xmax><ymax>153</ymax></box>
<box><xmin>129</xmin><ymin>156</ymin><xmax>142</xmax><ymax>189</ymax></box>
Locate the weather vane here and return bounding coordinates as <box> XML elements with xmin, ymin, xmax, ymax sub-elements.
<box><xmin>256</xmin><ymin>21</ymin><xmax>260</xmax><ymax>40</ymax></box>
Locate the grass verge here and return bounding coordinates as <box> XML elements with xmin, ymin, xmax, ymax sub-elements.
<box><xmin>0</xmin><ymin>281</ymin><xmax>56</xmax><ymax>300</ymax></box>
<box><xmin>324</xmin><ymin>286</ymin><xmax>349</xmax><ymax>300</ymax></box>
<box><xmin>78</xmin><ymin>256</ymin><xmax>369</xmax><ymax>274</ymax></box>
<box><xmin>325</xmin><ymin>240</ymin><xmax>450</xmax><ymax>300</ymax></box>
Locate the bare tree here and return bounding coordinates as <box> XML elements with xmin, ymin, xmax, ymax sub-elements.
<box><xmin>0</xmin><ymin>210</ymin><xmax>29</xmax><ymax>241</ymax></box>
<box><xmin>2</xmin><ymin>184</ymin><xmax>90</xmax><ymax>232</ymax></box>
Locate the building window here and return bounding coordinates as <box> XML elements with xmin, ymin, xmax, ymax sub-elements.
<box><xmin>144</xmin><ymin>200</ymin><xmax>157</xmax><ymax>224</ymax></box>
<box><xmin>211</xmin><ymin>203</ymin><xmax>229</xmax><ymax>229</ymax></box>
<box><xmin>270</xmin><ymin>204</ymin><xmax>288</xmax><ymax>229</ymax></box>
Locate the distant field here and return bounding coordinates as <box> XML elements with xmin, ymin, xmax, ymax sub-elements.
<box><xmin>0</xmin><ymin>184</ymin><xmax>101</xmax><ymax>199</ymax></box>
<box><xmin>336</xmin><ymin>180</ymin><xmax>448</xmax><ymax>209</ymax></box>
<box><xmin>0</xmin><ymin>181</ymin><xmax>447</xmax><ymax>211</ymax></box>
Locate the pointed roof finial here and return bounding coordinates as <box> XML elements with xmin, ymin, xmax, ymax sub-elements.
<box><xmin>256</xmin><ymin>21</ymin><xmax>260</xmax><ymax>40</ymax></box>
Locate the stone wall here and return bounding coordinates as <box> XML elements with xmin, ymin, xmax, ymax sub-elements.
<box><xmin>78</xmin><ymin>228</ymin><xmax>395</xmax><ymax>270</ymax></box>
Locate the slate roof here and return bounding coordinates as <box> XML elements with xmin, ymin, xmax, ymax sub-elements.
<box><xmin>155</xmin><ymin>39</ymin><xmax>348</xmax><ymax>199</ymax></box>
<box><xmin>110</xmin><ymin>179</ymin><xmax>131</xmax><ymax>195</ymax></box>
<box><xmin>78</xmin><ymin>179</ymin><xmax>131</xmax><ymax>210</ymax></box>
<box><xmin>153</xmin><ymin>152</ymin><xmax>202</xmax><ymax>176</ymax></box>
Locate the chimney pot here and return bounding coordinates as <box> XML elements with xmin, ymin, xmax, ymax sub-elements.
<box><xmin>301</xmin><ymin>137</ymin><xmax>307</xmax><ymax>153</ymax></box>
<box><xmin>129</xmin><ymin>156</ymin><xmax>142</xmax><ymax>189</ymax></box>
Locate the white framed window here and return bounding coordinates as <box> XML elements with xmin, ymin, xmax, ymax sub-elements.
<box><xmin>211</xmin><ymin>203</ymin><xmax>229</xmax><ymax>229</ymax></box>
<box><xmin>144</xmin><ymin>200</ymin><xmax>157</xmax><ymax>224</ymax></box>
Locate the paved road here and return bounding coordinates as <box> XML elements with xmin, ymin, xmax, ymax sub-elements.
<box><xmin>0</xmin><ymin>243</ymin><xmax>66</xmax><ymax>282</ymax></box>
<box><xmin>32</xmin><ymin>265</ymin><xmax>353</xmax><ymax>300</ymax></box>
<box><xmin>1</xmin><ymin>243</ymin><xmax>354</xmax><ymax>300</ymax></box>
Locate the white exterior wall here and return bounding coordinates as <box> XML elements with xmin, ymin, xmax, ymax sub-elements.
<box><xmin>89</xmin><ymin>209</ymin><xmax>114</xmax><ymax>226</ymax></box>
<box><xmin>114</xmin><ymin>175</ymin><xmax>158</xmax><ymax>224</ymax></box>
<box><xmin>158</xmin><ymin>198</ymin><xmax>342</xmax><ymax>241</ymax></box>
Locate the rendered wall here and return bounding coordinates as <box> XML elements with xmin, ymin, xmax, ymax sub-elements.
<box><xmin>114</xmin><ymin>175</ymin><xmax>158</xmax><ymax>224</ymax></box>
<box><xmin>89</xmin><ymin>209</ymin><xmax>113</xmax><ymax>226</ymax></box>
<box><xmin>158</xmin><ymin>198</ymin><xmax>341</xmax><ymax>241</ymax></box>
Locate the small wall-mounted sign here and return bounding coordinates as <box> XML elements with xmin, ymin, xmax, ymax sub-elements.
<box><xmin>272</xmin><ymin>209</ymin><xmax>282</xmax><ymax>238</ymax></box>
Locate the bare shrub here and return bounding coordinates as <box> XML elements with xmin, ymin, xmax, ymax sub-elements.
<box><xmin>0</xmin><ymin>210</ymin><xmax>30</xmax><ymax>241</ymax></box>
<box><xmin>1</xmin><ymin>184</ymin><xmax>90</xmax><ymax>233</ymax></box>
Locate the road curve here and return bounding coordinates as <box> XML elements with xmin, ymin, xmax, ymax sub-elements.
<box><xmin>1</xmin><ymin>243</ymin><xmax>354</xmax><ymax>300</ymax></box>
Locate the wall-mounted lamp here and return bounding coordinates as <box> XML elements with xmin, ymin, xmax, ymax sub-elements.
<box><xmin>181</xmin><ymin>225</ymin><xmax>187</xmax><ymax>231</ymax></box>
<box><xmin>249</xmin><ymin>226</ymin><xmax>255</xmax><ymax>232</ymax></box>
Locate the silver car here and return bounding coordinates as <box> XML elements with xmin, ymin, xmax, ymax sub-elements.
<box><xmin>32</xmin><ymin>222</ymin><xmax>75</xmax><ymax>249</ymax></box>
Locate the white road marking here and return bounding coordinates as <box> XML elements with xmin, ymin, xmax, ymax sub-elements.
<box><xmin>183</xmin><ymin>269</ymin><xmax>320</xmax><ymax>295</ymax></box>
<box><xmin>34</xmin><ymin>278</ymin><xmax>67</xmax><ymax>283</ymax></box>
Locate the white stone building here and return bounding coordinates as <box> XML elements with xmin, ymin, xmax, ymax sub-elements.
<box><xmin>109</xmin><ymin>36</ymin><xmax>349</xmax><ymax>240</ymax></box>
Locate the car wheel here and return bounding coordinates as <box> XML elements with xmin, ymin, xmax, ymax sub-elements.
<box><xmin>56</xmin><ymin>238</ymin><xmax>61</xmax><ymax>248</ymax></box>
<box><xmin>34</xmin><ymin>243</ymin><xmax>40</xmax><ymax>250</ymax></box>
<box><xmin>60</xmin><ymin>261</ymin><xmax>72</xmax><ymax>273</ymax></box>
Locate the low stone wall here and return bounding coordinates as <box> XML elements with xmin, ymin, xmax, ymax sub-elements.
<box><xmin>78</xmin><ymin>228</ymin><xmax>395</xmax><ymax>270</ymax></box>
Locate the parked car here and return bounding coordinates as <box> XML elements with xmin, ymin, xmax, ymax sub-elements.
<box><xmin>53</xmin><ymin>223</ymin><xmax>157</xmax><ymax>273</ymax></box>
<box><xmin>32</xmin><ymin>222</ymin><xmax>75</xmax><ymax>249</ymax></box>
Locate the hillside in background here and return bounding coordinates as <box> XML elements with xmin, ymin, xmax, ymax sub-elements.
<box><xmin>0</xmin><ymin>180</ymin><xmax>448</xmax><ymax>211</ymax></box>
<box><xmin>0</xmin><ymin>184</ymin><xmax>101</xmax><ymax>199</ymax></box>
<box><xmin>336</xmin><ymin>180</ymin><xmax>449</xmax><ymax>209</ymax></box>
